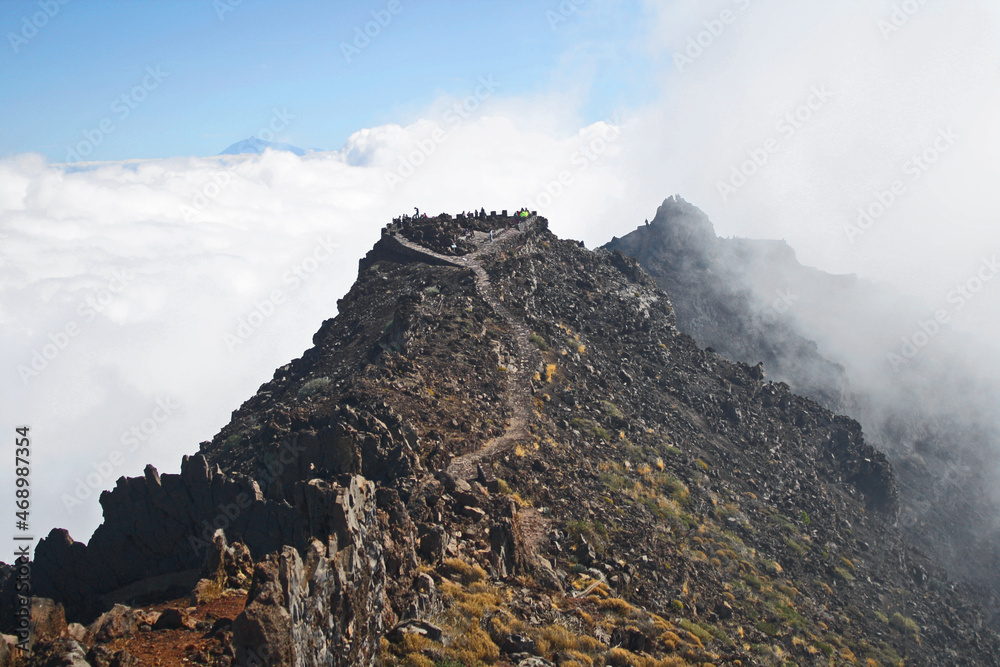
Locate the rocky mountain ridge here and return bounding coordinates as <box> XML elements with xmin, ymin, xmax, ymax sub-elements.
<box><xmin>3</xmin><ymin>208</ymin><xmax>999</xmax><ymax>665</ymax></box>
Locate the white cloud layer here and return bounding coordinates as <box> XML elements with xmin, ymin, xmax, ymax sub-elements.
<box><xmin>3</xmin><ymin>0</ymin><xmax>1000</xmax><ymax>549</ymax></box>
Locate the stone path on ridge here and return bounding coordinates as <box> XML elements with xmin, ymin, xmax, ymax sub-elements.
<box><xmin>389</xmin><ymin>222</ymin><xmax>541</xmax><ymax>481</ymax></box>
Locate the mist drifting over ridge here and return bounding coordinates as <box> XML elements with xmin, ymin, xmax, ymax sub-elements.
<box><xmin>607</xmin><ymin>195</ymin><xmax>1000</xmax><ymax>599</ymax></box>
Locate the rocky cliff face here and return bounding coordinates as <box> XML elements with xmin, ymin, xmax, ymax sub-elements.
<box><xmin>231</xmin><ymin>476</ymin><xmax>386</xmax><ymax>666</ymax></box>
<box><xmin>5</xmin><ymin>210</ymin><xmax>1000</xmax><ymax>665</ymax></box>
<box><xmin>605</xmin><ymin>196</ymin><xmax>1000</xmax><ymax>613</ymax></box>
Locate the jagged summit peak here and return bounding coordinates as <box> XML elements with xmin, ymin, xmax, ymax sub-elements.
<box><xmin>650</xmin><ymin>194</ymin><xmax>717</xmax><ymax>243</ymax></box>
<box><xmin>613</xmin><ymin>195</ymin><xmax>806</xmax><ymax>270</ymax></box>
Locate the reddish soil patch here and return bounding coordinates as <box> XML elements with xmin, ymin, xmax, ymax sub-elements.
<box><xmin>104</xmin><ymin>593</ymin><xmax>246</xmax><ymax>666</ymax></box>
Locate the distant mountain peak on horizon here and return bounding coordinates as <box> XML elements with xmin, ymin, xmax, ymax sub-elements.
<box><xmin>218</xmin><ymin>136</ymin><xmax>311</xmax><ymax>156</ymax></box>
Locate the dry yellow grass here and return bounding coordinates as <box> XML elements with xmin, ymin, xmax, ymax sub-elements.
<box><xmin>658</xmin><ymin>630</ymin><xmax>682</xmax><ymax>651</ymax></box>
<box><xmin>447</xmin><ymin>625</ymin><xmax>500</xmax><ymax>664</ymax></box>
<box><xmin>440</xmin><ymin>557</ymin><xmax>488</xmax><ymax>585</ymax></box>
<box><xmin>574</xmin><ymin>635</ymin><xmax>607</xmax><ymax>654</ymax></box>
<box><xmin>650</xmin><ymin>615</ymin><xmax>673</xmax><ymax>634</ymax></box>
<box><xmin>606</xmin><ymin>647</ymin><xmax>645</xmax><ymax>667</ymax></box>
<box><xmin>511</xmin><ymin>492</ymin><xmax>532</xmax><ymax>508</ymax></box>
<box><xmin>597</xmin><ymin>597</ymin><xmax>636</xmax><ymax>616</ymax></box>
<box><xmin>536</xmin><ymin>623</ymin><xmax>576</xmax><ymax>653</ymax></box>
<box><xmin>380</xmin><ymin>632</ymin><xmax>435</xmax><ymax>667</ymax></box>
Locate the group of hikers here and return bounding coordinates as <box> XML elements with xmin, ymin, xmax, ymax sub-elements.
<box><xmin>457</xmin><ymin>207</ymin><xmax>532</xmax><ymax>219</ymax></box>
<box><xmin>386</xmin><ymin>206</ymin><xmax>538</xmax><ymax>252</ymax></box>
<box><xmin>392</xmin><ymin>207</ymin><xmax>533</xmax><ymax>225</ymax></box>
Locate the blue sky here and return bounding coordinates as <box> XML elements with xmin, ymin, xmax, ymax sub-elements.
<box><xmin>1</xmin><ymin>0</ymin><xmax>653</xmax><ymax>161</ymax></box>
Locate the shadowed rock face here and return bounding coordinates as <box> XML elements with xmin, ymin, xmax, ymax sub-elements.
<box><xmin>31</xmin><ymin>456</ymin><xmax>264</xmax><ymax>621</ymax></box>
<box><xmin>30</xmin><ymin>457</ymin><xmax>380</xmax><ymax>625</ymax></box>
<box><xmin>605</xmin><ymin>195</ymin><xmax>1000</xmax><ymax>608</ymax></box>
<box><xmin>233</xmin><ymin>477</ymin><xmax>386</xmax><ymax>667</ymax></box>
<box><xmin>6</xmin><ymin>210</ymin><xmax>1000</xmax><ymax>665</ymax></box>
<box><xmin>30</xmin><ymin>472</ymin><xmax>387</xmax><ymax>666</ymax></box>
<box><xmin>233</xmin><ymin>478</ymin><xmax>385</xmax><ymax>666</ymax></box>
